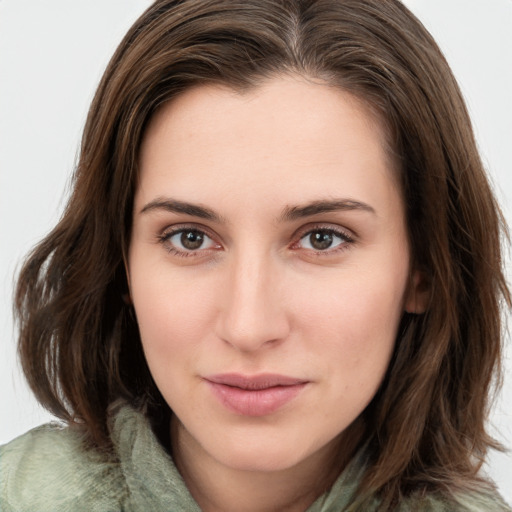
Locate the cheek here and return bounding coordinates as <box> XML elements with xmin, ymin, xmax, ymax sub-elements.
<box><xmin>130</xmin><ymin>268</ymin><xmax>223</xmax><ymax>413</ymax></box>
<box><xmin>294</xmin><ymin>265</ymin><xmax>407</xmax><ymax>384</ymax></box>
<box><xmin>130</xmin><ymin>268</ymin><xmax>218</xmax><ymax>364</ymax></box>
<box><xmin>299</xmin><ymin>266</ymin><xmax>405</xmax><ymax>334</ymax></box>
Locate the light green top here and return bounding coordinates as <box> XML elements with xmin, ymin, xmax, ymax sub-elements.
<box><xmin>1</xmin><ymin>403</ymin><xmax>510</xmax><ymax>511</ymax></box>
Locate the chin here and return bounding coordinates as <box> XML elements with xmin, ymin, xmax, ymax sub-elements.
<box><xmin>205</xmin><ymin>430</ymin><xmax>327</xmax><ymax>474</ymax></box>
<box><xmin>217</xmin><ymin>446</ymin><xmax>307</xmax><ymax>473</ymax></box>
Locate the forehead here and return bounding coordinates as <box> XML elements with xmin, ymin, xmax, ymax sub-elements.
<box><xmin>143</xmin><ymin>75</ymin><xmax>394</xmax><ymax>162</ymax></box>
<box><xmin>136</xmin><ymin>75</ymin><xmax>401</xmax><ymax>214</ymax></box>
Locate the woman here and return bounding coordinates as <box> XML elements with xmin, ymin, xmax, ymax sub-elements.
<box><xmin>1</xmin><ymin>0</ymin><xmax>510</xmax><ymax>510</ymax></box>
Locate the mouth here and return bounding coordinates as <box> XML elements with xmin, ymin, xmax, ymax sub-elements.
<box><xmin>204</xmin><ymin>373</ymin><xmax>309</xmax><ymax>416</ymax></box>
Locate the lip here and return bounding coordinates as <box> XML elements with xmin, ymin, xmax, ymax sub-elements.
<box><xmin>204</xmin><ymin>373</ymin><xmax>308</xmax><ymax>416</ymax></box>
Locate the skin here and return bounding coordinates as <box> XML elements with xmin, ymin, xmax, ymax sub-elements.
<box><xmin>128</xmin><ymin>75</ymin><xmax>427</xmax><ymax>512</ymax></box>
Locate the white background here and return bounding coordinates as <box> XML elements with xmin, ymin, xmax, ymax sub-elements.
<box><xmin>1</xmin><ymin>0</ymin><xmax>511</xmax><ymax>502</ymax></box>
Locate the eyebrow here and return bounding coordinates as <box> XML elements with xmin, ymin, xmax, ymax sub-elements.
<box><xmin>140</xmin><ymin>197</ymin><xmax>375</xmax><ymax>223</ymax></box>
<box><xmin>140</xmin><ymin>197</ymin><xmax>223</xmax><ymax>222</ymax></box>
<box><xmin>280</xmin><ymin>199</ymin><xmax>376</xmax><ymax>221</ymax></box>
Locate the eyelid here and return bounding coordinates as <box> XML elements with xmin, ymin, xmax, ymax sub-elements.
<box><xmin>289</xmin><ymin>223</ymin><xmax>356</xmax><ymax>253</ymax></box>
<box><xmin>292</xmin><ymin>222</ymin><xmax>355</xmax><ymax>242</ymax></box>
<box><xmin>158</xmin><ymin>223</ymin><xmax>223</xmax><ymax>255</ymax></box>
<box><xmin>156</xmin><ymin>221</ymin><xmax>355</xmax><ymax>258</ymax></box>
<box><xmin>160</xmin><ymin>220</ymin><xmax>222</xmax><ymax>238</ymax></box>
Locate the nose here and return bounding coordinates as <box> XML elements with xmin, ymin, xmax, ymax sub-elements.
<box><xmin>215</xmin><ymin>250</ymin><xmax>291</xmax><ymax>352</ymax></box>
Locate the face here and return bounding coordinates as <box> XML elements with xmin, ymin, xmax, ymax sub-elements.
<box><xmin>128</xmin><ymin>76</ymin><xmax>424</xmax><ymax>474</ymax></box>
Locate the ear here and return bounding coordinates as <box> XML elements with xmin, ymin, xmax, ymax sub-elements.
<box><xmin>404</xmin><ymin>269</ymin><xmax>430</xmax><ymax>314</ymax></box>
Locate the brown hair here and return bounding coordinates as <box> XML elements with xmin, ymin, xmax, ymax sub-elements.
<box><xmin>15</xmin><ymin>0</ymin><xmax>510</xmax><ymax>507</ymax></box>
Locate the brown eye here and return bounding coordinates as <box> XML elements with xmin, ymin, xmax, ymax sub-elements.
<box><xmin>297</xmin><ymin>229</ymin><xmax>350</xmax><ymax>252</ymax></box>
<box><xmin>164</xmin><ymin>229</ymin><xmax>217</xmax><ymax>253</ymax></box>
<box><xmin>181</xmin><ymin>230</ymin><xmax>204</xmax><ymax>250</ymax></box>
<box><xmin>309</xmin><ymin>231</ymin><xmax>334</xmax><ymax>250</ymax></box>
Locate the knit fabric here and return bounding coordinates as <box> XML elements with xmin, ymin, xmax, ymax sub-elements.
<box><xmin>1</xmin><ymin>403</ymin><xmax>510</xmax><ymax>511</ymax></box>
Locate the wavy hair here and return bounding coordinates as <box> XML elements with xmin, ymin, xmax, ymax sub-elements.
<box><xmin>15</xmin><ymin>0</ymin><xmax>510</xmax><ymax>508</ymax></box>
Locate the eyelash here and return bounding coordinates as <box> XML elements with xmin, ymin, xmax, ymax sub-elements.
<box><xmin>292</xmin><ymin>225</ymin><xmax>355</xmax><ymax>255</ymax></box>
<box><xmin>157</xmin><ymin>224</ymin><xmax>355</xmax><ymax>258</ymax></box>
<box><xmin>157</xmin><ymin>225</ymin><xmax>220</xmax><ymax>258</ymax></box>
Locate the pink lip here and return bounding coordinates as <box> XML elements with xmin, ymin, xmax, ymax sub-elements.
<box><xmin>204</xmin><ymin>373</ymin><xmax>308</xmax><ymax>416</ymax></box>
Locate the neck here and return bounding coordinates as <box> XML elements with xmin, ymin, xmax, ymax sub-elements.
<box><xmin>171</xmin><ymin>418</ymin><xmax>364</xmax><ymax>512</ymax></box>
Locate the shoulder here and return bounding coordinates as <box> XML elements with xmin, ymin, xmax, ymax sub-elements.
<box><xmin>0</xmin><ymin>421</ymin><xmax>126</xmax><ymax>512</ymax></box>
<box><xmin>396</xmin><ymin>488</ymin><xmax>512</xmax><ymax>512</ymax></box>
<box><xmin>314</xmin><ymin>446</ymin><xmax>511</xmax><ymax>512</ymax></box>
<box><xmin>451</xmin><ymin>489</ymin><xmax>512</xmax><ymax>512</ymax></box>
